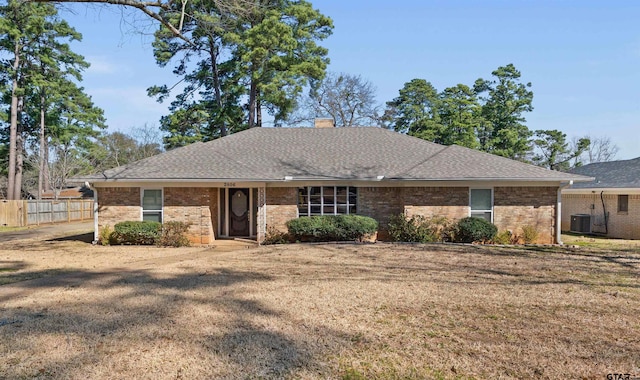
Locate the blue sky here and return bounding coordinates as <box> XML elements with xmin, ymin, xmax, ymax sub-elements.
<box><xmin>60</xmin><ymin>0</ymin><xmax>640</xmax><ymax>159</ymax></box>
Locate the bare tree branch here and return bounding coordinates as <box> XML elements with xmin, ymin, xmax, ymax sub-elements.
<box><xmin>25</xmin><ymin>0</ymin><xmax>262</xmax><ymax>46</ymax></box>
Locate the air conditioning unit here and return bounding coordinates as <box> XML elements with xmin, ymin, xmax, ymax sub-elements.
<box><xmin>570</xmin><ymin>214</ymin><xmax>591</xmax><ymax>233</ymax></box>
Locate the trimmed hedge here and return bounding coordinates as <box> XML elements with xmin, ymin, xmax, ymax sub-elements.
<box><xmin>453</xmin><ymin>217</ymin><xmax>497</xmax><ymax>243</ymax></box>
<box><xmin>112</xmin><ymin>221</ymin><xmax>161</xmax><ymax>245</ymax></box>
<box><xmin>286</xmin><ymin>215</ymin><xmax>378</xmax><ymax>242</ymax></box>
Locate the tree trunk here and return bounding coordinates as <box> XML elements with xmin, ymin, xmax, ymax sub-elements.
<box><xmin>256</xmin><ymin>88</ymin><xmax>262</xmax><ymax>127</ymax></box>
<box><xmin>248</xmin><ymin>76</ymin><xmax>257</xmax><ymax>128</ymax></box>
<box><xmin>44</xmin><ymin>138</ymin><xmax>50</xmax><ymax>193</ymax></box>
<box><xmin>13</xmin><ymin>118</ymin><xmax>24</xmax><ymax>200</ymax></box>
<box><xmin>38</xmin><ymin>92</ymin><xmax>46</xmax><ymax>199</ymax></box>
<box><xmin>7</xmin><ymin>40</ymin><xmax>20</xmax><ymax>200</ymax></box>
<box><xmin>208</xmin><ymin>38</ymin><xmax>227</xmax><ymax>137</ymax></box>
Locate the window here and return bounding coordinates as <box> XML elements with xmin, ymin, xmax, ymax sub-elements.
<box><xmin>470</xmin><ymin>188</ymin><xmax>493</xmax><ymax>222</ymax></box>
<box><xmin>142</xmin><ymin>189</ymin><xmax>163</xmax><ymax>222</ymax></box>
<box><xmin>618</xmin><ymin>195</ymin><xmax>629</xmax><ymax>213</ymax></box>
<box><xmin>298</xmin><ymin>186</ymin><xmax>357</xmax><ymax>216</ymax></box>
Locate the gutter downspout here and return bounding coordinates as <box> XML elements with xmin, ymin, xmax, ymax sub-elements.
<box><xmin>556</xmin><ymin>180</ymin><xmax>573</xmax><ymax>245</ymax></box>
<box><xmin>85</xmin><ymin>181</ymin><xmax>99</xmax><ymax>244</ymax></box>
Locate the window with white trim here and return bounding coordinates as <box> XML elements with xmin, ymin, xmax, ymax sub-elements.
<box><xmin>470</xmin><ymin>188</ymin><xmax>493</xmax><ymax>222</ymax></box>
<box><xmin>142</xmin><ymin>189</ymin><xmax>163</xmax><ymax>222</ymax></box>
<box><xmin>298</xmin><ymin>186</ymin><xmax>357</xmax><ymax>216</ymax></box>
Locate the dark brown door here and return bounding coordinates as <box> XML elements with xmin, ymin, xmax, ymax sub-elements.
<box><xmin>229</xmin><ymin>188</ymin><xmax>249</xmax><ymax>236</ymax></box>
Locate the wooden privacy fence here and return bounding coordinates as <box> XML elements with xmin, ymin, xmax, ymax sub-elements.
<box><xmin>0</xmin><ymin>199</ymin><xmax>94</xmax><ymax>227</ymax></box>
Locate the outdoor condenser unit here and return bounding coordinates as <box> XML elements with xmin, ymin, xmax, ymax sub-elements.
<box><xmin>570</xmin><ymin>214</ymin><xmax>591</xmax><ymax>233</ymax></box>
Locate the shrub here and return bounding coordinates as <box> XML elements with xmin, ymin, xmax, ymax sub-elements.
<box><xmin>387</xmin><ymin>214</ymin><xmax>435</xmax><ymax>243</ymax></box>
<box><xmin>453</xmin><ymin>217</ymin><xmax>497</xmax><ymax>243</ymax></box>
<box><xmin>286</xmin><ymin>215</ymin><xmax>378</xmax><ymax>242</ymax></box>
<box><xmin>98</xmin><ymin>225</ymin><xmax>114</xmax><ymax>246</ymax></box>
<box><xmin>262</xmin><ymin>226</ymin><xmax>290</xmax><ymax>245</ymax></box>
<box><xmin>521</xmin><ymin>225</ymin><xmax>539</xmax><ymax>244</ymax></box>
<box><xmin>493</xmin><ymin>230</ymin><xmax>518</xmax><ymax>245</ymax></box>
<box><xmin>332</xmin><ymin>215</ymin><xmax>378</xmax><ymax>241</ymax></box>
<box><xmin>112</xmin><ymin>221</ymin><xmax>161</xmax><ymax>245</ymax></box>
<box><xmin>157</xmin><ymin>221</ymin><xmax>191</xmax><ymax>247</ymax></box>
<box><xmin>387</xmin><ymin>214</ymin><xmax>454</xmax><ymax>243</ymax></box>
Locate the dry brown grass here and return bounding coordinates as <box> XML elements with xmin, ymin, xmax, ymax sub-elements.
<box><xmin>1</xmin><ymin>238</ymin><xmax>639</xmax><ymax>379</ymax></box>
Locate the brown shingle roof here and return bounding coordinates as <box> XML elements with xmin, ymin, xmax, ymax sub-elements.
<box><xmin>80</xmin><ymin>127</ymin><xmax>592</xmax><ymax>183</ymax></box>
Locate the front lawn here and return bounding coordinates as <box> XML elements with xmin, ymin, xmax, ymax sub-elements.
<box><xmin>0</xmin><ymin>240</ymin><xmax>638</xmax><ymax>379</ymax></box>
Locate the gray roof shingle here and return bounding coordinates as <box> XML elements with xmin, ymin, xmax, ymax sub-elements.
<box><xmin>81</xmin><ymin>127</ymin><xmax>592</xmax><ymax>183</ymax></box>
<box><xmin>568</xmin><ymin>157</ymin><xmax>640</xmax><ymax>189</ymax></box>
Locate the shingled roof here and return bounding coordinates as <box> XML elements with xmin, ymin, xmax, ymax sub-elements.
<box><xmin>81</xmin><ymin>127</ymin><xmax>592</xmax><ymax>183</ymax></box>
<box><xmin>568</xmin><ymin>157</ymin><xmax>640</xmax><ymax>189</ymax></box>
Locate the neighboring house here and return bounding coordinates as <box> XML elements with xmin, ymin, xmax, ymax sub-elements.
<box><xmin>562</xmin><ymin>157</ymin><xmax>640</xmax><ymax>239</ymax></box>
<box><xmin>77</xmin><ymin>125</ymin><xmax>591</xmax><ymax>244</ymax></box>
<box><xmin>28</xmin><ymin>186</ymin><xmax>94</xmax><ymax>200</ymax></box>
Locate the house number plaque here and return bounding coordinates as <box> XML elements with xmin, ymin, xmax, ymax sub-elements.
<box><xmin>223</xmin><ymin>183</ymin><xmax>236</xmax><ymax>187</ymax></box>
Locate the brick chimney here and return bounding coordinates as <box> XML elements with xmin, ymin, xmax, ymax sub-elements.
<box><xmin>314</xmin><ymin>118</ymin><xmax>335</xmax><ymax>128</ymax></box>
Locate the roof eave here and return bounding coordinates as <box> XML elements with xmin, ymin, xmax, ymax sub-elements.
<box><xmin>82</xmin><ymin>176</ymin><xmax>594</xmax><ymax>184</ymax></box>
<box><xmin>563</xmin><ymin>187</ymin><xmax>640</xmax><ymax>193</ymax></box>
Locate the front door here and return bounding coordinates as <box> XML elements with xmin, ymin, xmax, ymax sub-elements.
<box><xmin>229</xmin><ymin>188</ymin><xmax>250</xmax><ymax>236</ymax></box>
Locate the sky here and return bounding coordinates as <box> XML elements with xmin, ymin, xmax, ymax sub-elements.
<box><xmin>58</xmin><ymin>0</ymin><xmax>640</xmax><ymax>159</ymax></box>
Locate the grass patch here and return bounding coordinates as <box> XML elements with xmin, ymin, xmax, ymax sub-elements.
<box><xmin>562</xmin><ymin>232</ymin><xmax>640</xmax><ymax>250</ymax></box>
<box><xmin>0</xmin><ymin>269</ymin><xmax>72</xmax><ymax>286</ymax></box>
<box><xmin>0</xmin><ymin>241</ymin><xmax>638</xmax><ymax>379</ymax></box>
<box><xmin>0</xmin><ymin>226</ymin><xmax>28</xmax><ymax>233</ymax></box>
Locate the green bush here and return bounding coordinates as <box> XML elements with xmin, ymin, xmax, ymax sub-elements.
<box><xmin>453</xmin><ymin>217</ymin><xmax>497</xmax><ymax>243</ymax></box>
<box><xmin>387</xmin><ymin>214</ymin><xmax>454</xmax><ymax>243</ymax></box>
<box><xmin>157</xmin><ymin>221</ymin><xmax>191</xmax><ymax>247</ymax></box>
<box><xmin>112</xmin><ymin>221</ymin><xmax>161</xmax><ymax>245</ymax></box>
<box><xmin>286</xmin><ymin>215</ymin><xmax>378</xmax><ymax>242</ymax></box>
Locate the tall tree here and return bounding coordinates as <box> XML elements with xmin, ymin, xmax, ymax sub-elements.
<box><xmin>0</xmin><ymin>0</ymin><xmax>32</xmax><ymax>199</ymax></box>
<box><xmin>438</xmin><ymin>84</ymin><xmax>483</xmax><ymax>149</ymax></box>
<box><xmin>149</xmin><ymin>0</ymin><xmax>332</xmax><ymax>147</ymax></box>
<box><xmin>27</xmin><ymin>8</ymin><xmax>95</xmax><ymax>198</ymax></box>
<box><xmin>0</xmin><ymin>0</ymin><xmax>104</xmax><ymax>199</ymax></box>
<box><xmin>474</xmin><ymin>64</ymin><xmax>534</xmax><ymax>160</ymax></box>
<box><xmin>385</xmin><ymin>79</ymin><xmax>443</xmax><ymax>141</ymax></box>
<box><xmin>531</xmin><ymin>129</ymin><xmax>590</xmax><ymax>171</ymax></box>
<box><xmin>149</xmin><ymin>0</ymin><xmax>247</xmax><ymax>141</ymax></box>
<box><xmin>288</xmin><ymin>72</ymin><xmax>379</xmax><ymax>127</ymax></box>
<box><xmin>235</xmin><ymin>1</ymin><xmax>333</xmax><ymax>128</ymax></box>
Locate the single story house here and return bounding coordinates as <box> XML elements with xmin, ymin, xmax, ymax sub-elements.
<box><xmin>562</xmin><ymin>157</ymin><xmax>640</xmax><ymax>239</ymax></box>
<box><xmin>28</xmin><ymin>186</ymin><xmax>94</xmax><ymax>200</ymax></box>
<box><xmin>78</xmin><ymin>125</ymin><xmax>592</xmax><ymax>244</ymax></box>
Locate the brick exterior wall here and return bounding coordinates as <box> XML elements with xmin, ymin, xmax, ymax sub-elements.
<box><xmin>562</xmin><ymin>193</ymin><xmax>640</xmax><ymax>239</ymax></box>
<box><xmin>357</xmin><ymin>187</ymin><xmax>469</xmax><ymax>240</ymax></box>
<box><xmin>164</xmin><ymin>187</ymin><xmax>216</xmax><ymax>244</ymax></box>
<box><xmin>402</xmin><ymin>187</ymin><xmax>469</xmax><ymax>220</ymax></box>
<box><xmin>99</xmin><ymin>185</ymin><xmax>560</xmax><ymax>244</ymax></box>
<box><xmin>97</xmin><ymin>187</ymin><xmax>216</xmax><ymax>245</ymax></box>
<box><xmin>264</xmin><ymin>185</ymin><xmax>559</xmax><ymax>243</ymax></box>
<box><xmin>494</xmin><ymin>186</ymin><xmax>557</xmax><ymax>244</ymax></box>
<box><xmin>97</xmin><ymin>187</ymin><xmax>141</xmax><ymax>233</ymax></box>
<box><xmin>358</xmin><ymin>187</ymin><xmax>404</xmax><ymax>230</ymax></box>
<box><xmin>265</xmin><ymin>187</ymin><xmax>298</xmax><ymax>233</ymax></box>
